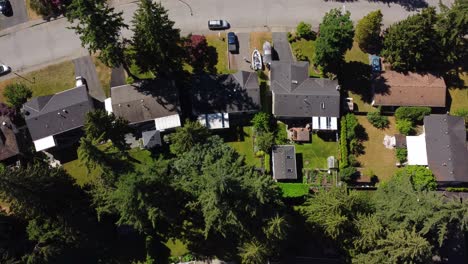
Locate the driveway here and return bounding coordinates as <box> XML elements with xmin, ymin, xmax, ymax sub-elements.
<box><xmin>0</xmin><ymin>0</ymin><xmax>28</xmax><ymax>30</ymax></box>
<box><xmin>272</xmin><ymin>32</ymin><xmax>293</xmax><ymax>62</ymax></box>
<box><xmin>73</xmin><ymin>56</ymin><xmax>106</xmax><ymax>102</ymax></box>
<box><xmin>228</xmin><ymin>32</ymin><xmax>251</xmax><ymax>71</ymax></box>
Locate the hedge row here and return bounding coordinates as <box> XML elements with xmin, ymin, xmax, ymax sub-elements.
<box><xmin>445</xmin><ymin>187</ymin><xmax>468</xmax><ymax>192</ymax></box>
<box><xmin>395</xmin><ymin>107</ymin><xmax>431</xmax><ymax>123</ymax></box>
<box><xmin>340</xmin><ymin>117</ymin><xmax>349</xmax><ymax>169</ymax></box>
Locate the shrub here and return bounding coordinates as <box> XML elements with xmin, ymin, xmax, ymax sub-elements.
<box><xmin>277</xmin><ymin>183</ymin><xmax>309</xmax><ymax>198</ymax></box>
<box><xmin>275</xmin><ymin>122</ymin><xmax>288</xmax><ymax>144</ymax></box>
<box><xmin>4</xmin><ymin>83</ymin><xmax>33</xmax><ymax>109</ymax></box>
<box><xmin>264</xmin><ymin>153</ymin><xmax>271</xmax><ymax>174</ymax></box>
<box><xmin>395</xmin><ymin>107</ymin><xmax>431</xmax><ymax>123</ymax></box>
<box><xmin>345</xmin><ymin>113</ymin><xmax>359</xmax><ymax>140</ymax></box>
<box><xmin>446</xmin><ymin>187</ymin><xmax>468</xmax><ymax>192</ymax></box>
<box><xmin>287</xmin><ymin>32</ymin><xmax>295</xmax><ymax>43</ymax></box>
<box><xmin>395</xmin><ymin>148</ymin><xmax>407</xmax><ymax>163</ymax></box>
<box><xmin>339</xmin><ymin>117</ymin><xmax>349</xmax><ymax>169</ymax></box>
<box><xmin>252</xmin><ymin>112</ymin><xmax>271</xmax><ymax>133</ymax></box>
<box><xmin>367</xmin><ymin>111</ymin><xmax>389</xmax><ymax>129</ymax></box>
<box><xmin>293</xmin><ymin>48</ymin><xmax>308</xmax><ymax>61</ymax></box>
<box><xmin>396</xmin><ymin>119</ymin><xmax>414</xmax><ymax>135</ymax></box>
<box><xmin>296</xmin><ymin>21</ymin><xmax>314</xmax><ymax>40</ymax></box>
<box><xmin>256</xmin><ymin>132</ymin><xmax>275</xmax><ymax>152</ymax></box>
<box><xmin>453</xmin><ymin>108</ymin><xmax>468</xmax><ymax>125</ymax></box>
<box><xmin>185</xmin><ymin>35</ymin><xmax>209</xmax><ymax>71</ymax></box>
<box><xmin>348</xmin><ymin>154</ymin><xmax>360</xmax><ymax>167</ymax></box>
<box><xmin>395</xmin><ymin>166</ymin><xmax>437</xmax><ymax>191</ymax></box>
<box><xmin>340</xmin><ymin>166</ymin><xmax>357</xmax><ymax>183</ymax></box>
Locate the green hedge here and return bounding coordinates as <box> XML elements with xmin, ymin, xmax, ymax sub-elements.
<box><xmin>396</xmin><ymin>148</ymin><xmax>407</xmax><ymax>163</ymax></box>
<box><xmin>277</xmin><ymin>183</ymin><xmax>310</xmax><ymax>198</ymax></box>
<box><xmin>395</xmin><ymin>107</ymin><xmax>431</xmax><ymax>123</ymax></box>
<box><xmin>340</xmin><ymin>116</ymin><xmax>349</xmax><ymax>169</ymax></box>
<box><xmin>445</xmin><ymin>187</ymin><xmax>468</xmax><ymax>192</ymax></box>
<box><xmin>264</xmin><ymin>153</ymin><xmax>271</xmax><ymax>174</ymax></box>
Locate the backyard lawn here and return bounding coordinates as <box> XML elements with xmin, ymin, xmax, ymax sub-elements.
<box><xmin>345</xmin><ymin>42</ymin><xmax>369</xmax><ymax>64</ymax></box>
<box><xmin>226</xmin><ymin>126</ymin><xmax>262</xmax><ymax>168</ymax></box>
<box><xmin>295</xmin><ymin>134</ymin><xmax>339</xmax><ymax>170</ymax></box>
<box><xmin>290</xmin><ymin>39</ymin><xmax>321</xmax><ymax>77</ymax></box>
<box><xmin>447</xmin><ymin>71</ymin><xmax>468</xmax><ymax>113</ymax></box>
<box><xmin>0</xmin><ymin>61</ymin><xmax>75</xmax><ymax>102</ymax></box>
<box><xmin>356</xmin><ymin>116</ymin><xmax>398</xmax><ymax>181</ymax></box>
<box><xmin>206</xmin><ymin>33</ymin><xmax>231</xmax><ymax>74</ymax></box>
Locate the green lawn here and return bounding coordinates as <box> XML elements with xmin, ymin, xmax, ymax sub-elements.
<box><xmin>206</xmin><ymin>33</ymin><xmax>232</xmax><ymax>74</ymax></box>
<box><xmin>226</xmin><ymin>126</ymin><xmax>262</xmax><ymax>167</ymax></box>
<box><xmin>63</xmin><ymin>147</ymin><xmax>154</xmax><ymax>186</ymax></box>
<box><xmin>277</xmin><ymin>183</ymin><xmax>309</xmax><ymax>198</ymax></box>
<box><xmin>0</xmin><ymin>61</ymin><xmax>75</xmax><ymax>102</ymax></box>
<box><xmin>290</xmin><ymin>39</ymin><xmax>321</xmax><ymax>78</ymax></box>
<box><xmin>447</xmin><ymin>71</ymin><xmax>468</xmax><ymax>113</ymax></box>
<box><xmin>165</xmin><ymin>239</ymin><xmax>188</xmax><ymax>257</ymax></box>
<box><xmin>345</xmin><ymin>42</ymin><xmax>369</xmax><ymax>64</ymax></box>
<box><xmin>295</xmin><ymin>134</ymin><xmax>339</xmax><ymax>170</ymax></box>
<box><xmin>92</xmin><ymin>55</ymin><xmax>112</xmax><ymax>97</ymax></box>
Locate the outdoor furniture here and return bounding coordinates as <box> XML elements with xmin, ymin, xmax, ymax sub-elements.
<box><xmin>288</xmin><ymin>127</ymin><xmax>310</xmax><ymax>142</ymax></box>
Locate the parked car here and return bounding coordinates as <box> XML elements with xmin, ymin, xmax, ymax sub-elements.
<box><xmin>371</xmin><ymin>55</ymin><xmax>381</xmax><ymax>73</ymax></box>
<box><xmin>227</xmin><ymin>32</ymin><xmax>237</xmax><ymax>53</ymax></box>
<box><xmin>208</xmin><ymin>20</ymin><xmax>229</xmax><ymax>30</ymax></box>
<box><xmin>0</xmin><ymin>0</ymin><xmax>12</xmax><ymax>16</ymax></box>
<box><xmin>0</xmin><ymin>64</ymin><xmax>11</xmax><ymax>76</ymax></box>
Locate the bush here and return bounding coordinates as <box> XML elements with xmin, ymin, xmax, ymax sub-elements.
<box><xmin>446</xmin><ymin>187</ymin><xmax>468</xmax><ymax>192</ymax></box>
<box><xmin>30</xmin><ymin>0</ymin><xmax>68</xmax><ymax>17</ymax></box>
<box><xmin>396</xmin><ymin>119</ymin><xmax>414</xmax><ymax>135</ymax></box>
<box><xmin>293</xmin><ymin>48</ymin><xmax>308</xmax><ymax>61</ymax></box>
<box><xmin>348</xmin><ymin>154</ymin><xmax>360</xmax><ymax>167</ymax></box>
<box><xmin>395</xmin><ymin>148</ymin><xmax>408</xmax><ymax>163</ymax></box>
<box><xmin>367</xmin><ymin>111</ymin><xmax>389</xmax><ymax>129</ymax></box>
<box><xmin>395</xmin><ymin>107</ymin><xmax>431</xmax><ymax>123</ymax></box>
<box><xmin>185</xmin><ymin>35</ymin><xmax>209</xmax><ymax>71</ymax></box>
<box><xmin>296</xmin><ymin>21</ymin><xmax>314</xmax><ymax>40</ymax></box>
<box><xmin>287</xmin><ymin>32</ymin><xmax>296</xmax><ymax>43</ymax></box>
<box><xmin>275</xmin><ymin>122</ymin><xmax>288</xmax><ymax>144</ymax></box>
<box><xmin>339</xmin><ymin>117</ymin><xmax>349</xmax><ymax>169</ymax></box>
<box><xmin>256</xmin><ymin>132</ymin><xmax>275</xmax><ymax>152</ymax></box>
<box><xmin>453</xmin><ymin>108</ymin><xmax>468</xmax><ymax>126</ymax></box>
<box><xmin>340</xmin><ymin>167</ymin><xmax>358</xmax><ymax>183</ymax></box>
<box><xmin>345</xmin><ymin>113</ymin><xmax>359</xmax><ymax>140</ymax></box>
<box><xmin>4</xmin><ymin>83</ymin><xmax>33</xmax><ymax>109</ymax></box>
<box><xmin>277</xmin><ymin>183</ymin><xmax>309</xmax><ymax>198</ymax></box>
<box><xmin>252</xmin><ymin>112</ymin><xmax>271</xmax><ymax>133</ymax></box>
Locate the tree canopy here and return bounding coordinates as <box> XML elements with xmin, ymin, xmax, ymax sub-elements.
<box><xmin>355</xmin><ymin>10</ymin><xmax>383</xmax><ymax>54</ymax></box>
<box><xmin>3</xmin><ymin>83</ymin><xmax>32</xmax><ymax>109</ymax></box>
<box><xmin>168</xmin><ymin>120</ymin><xmax>210</xmax><ymax>155</ymax></box>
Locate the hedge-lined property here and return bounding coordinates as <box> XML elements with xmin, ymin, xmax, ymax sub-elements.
<box><xmin>340</xmin><ymin>117</ymin><xmax>349</xmax><ymax>169</ymax></box>
<box><xmin>277</xmin><ymin>183</ymin><xmax>310</xmax><ymax>198</ymax></box>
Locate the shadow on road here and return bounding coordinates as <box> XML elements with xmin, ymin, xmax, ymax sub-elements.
<box><xmin>324</xmin><ymin>0</ymin><xmax>428</xmax><ymax>11</ymax></box>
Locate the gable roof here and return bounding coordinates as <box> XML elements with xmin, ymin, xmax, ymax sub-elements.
<box><xmin>270</xmin><ymin>61</ymin><xmax>340</xmax><ymax>117</ymax></box>
<box><xmin>0</xmin><ymin>116</ymin><xmax>20</xmax><ymax>161</ymax></box>
<box><xmin>272</xmin><ymin>145</ymin><xmax>297</xmax><ymax>180</ymax></box>
<box><xmin>191</xmin><ymin>71</ymin><xmax>260</xmax><ymax>115</ymax></box>
<box><xmin>111</xmin><ymin>80</ymin><xmax>180</xmax><ymax>125</ymax></box>
<box><xmin>23</xmin><ymin>85</ymin><xmax>94</xmax><ymax>141</ymax></box>
<box><xmin>424</xmin><ymin>114</ymin><xmax>468</xmax><ymax>183</ymax></box>
<box><xmin>142</xmin><ymin>130</ymin><xmax>161</xmax><ymax>149</ymax></box>
<box><xmin>372</xmin><ymin>71</ymin><xmax>446</xmax><ymax>107</ymax></box>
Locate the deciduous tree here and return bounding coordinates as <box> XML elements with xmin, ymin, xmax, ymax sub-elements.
<box><xmin>185</xmin><ymin>35</ymin><xmax>210</xmax><ymax>72</ymax></box>
<box><xmin>3</xmin><ymin>83</ymin><xmax>32</xmax><ymax>109</ymax></box>
<box><xmin>355</xmin><ymin>10</ymin><xmax>383</xmax><ymax>54</ymax></box>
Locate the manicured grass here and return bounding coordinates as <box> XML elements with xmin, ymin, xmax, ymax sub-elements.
<box><xmin>206</xmin><ymin>33</ymin><xmax>231</xmax><ymax>74</ymax></box>
<box><xmin>291</xmin><ymin>39</ymin><xmax>321</xmax><ymax>77</ymax></box>
<box><xmin>165</xmin><ymin>239</ymin><xmax>188</xmax><ymax>257</ymax></box>
<box><xmin>226</xmin><ymin>126</ymin><xmax>262</xmax><ymax>167</ymax></box>
<box><xmin>91</xmin><ymin>56</ymin><xmax>112</xmax><ymax>97</ymax></box>
<box><xmin>63</xmin><ymin>148</ymin><xmax>154</xmax><ymax>186</ymax></box>
<box><xmin>447</xmin><ymin>71</ymin><xmax>468</xmax><ymax>113</ymax></box>
<box><xmin>0</xmin><ymin>61</ymin><xmax>75</xmax><ymax>102</ymax></box>
<box><xmin>277</xmin><ymin>183</ymin><xmax>309</xmax><ymax>198</ymax></box>
<box><xmin>356</xmin><ymin>116</ymin><xmax>398</xmax><ymax>181</ymax></box>
<box><xmin>345</xmin><ymin>42</ymin><xmax>369</xmax><ymax>64</ymax></box>
<box><xmin>26</xmin><ymin>0</ymin><xmax>42</xmax><ymax>20</ymax></box>
<box><xmin>295</xmin><ymin>134</ymin><xmax>339</xmax><ymax>170</ymax></box>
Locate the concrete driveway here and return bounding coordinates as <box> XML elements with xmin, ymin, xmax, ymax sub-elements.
<box><xmin>272</xmin><ymin>32</ymin><xmax>293</xmax><ymax>62</ymax></box>
<box><xmin>228</xmin><ymin>32</ymin><xmax>251</xmax><ymax>71</ymax></box>
<box><xmin>0</xmin><ymin>0</ymin><xmax>28</xmax><ymax>30</ymax></box>
<box><xmin>73</xmin><ymin>56</ymin><xmax>105</xmax><ymax>102</ymax></box>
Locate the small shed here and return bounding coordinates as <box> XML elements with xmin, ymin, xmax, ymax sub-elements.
<box><xmin>141</xmin><ymin>130</ymin><xmax>161</xmax><ymax>149</ymax></box>
<box><xmin>327</xmin><ymin>156</ymin><xmax>337</xmax><ymax>169</ymax></box>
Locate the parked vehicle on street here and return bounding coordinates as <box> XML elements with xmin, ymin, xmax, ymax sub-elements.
<box><xmin>0</xmin><ymin>0</ymin><xmax>12</xmax><ymax>16</ymax></box>
<box><xmin>227</xmin><ymin>32</ymin><xmax>237</xmax><ymax>53</ymax></box>
<box><xmin>208</xmin><ymin>20</ymin><xmax>229</xmax><ymax>30</ymax></box>
<box><xmin>0</xmin><ymin>64</ymin><xmax>11</xmax><ymax>76</ymax></box>
<box><xmin>371</xmin><ymin>55</ymin><xmax>381</xmax><ymax>73</ymax></box>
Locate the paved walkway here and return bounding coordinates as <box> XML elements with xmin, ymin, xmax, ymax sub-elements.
<box><xmin>272</xmin><ymin>32</ymin><xmax>293</xmax><ymax>62</ymax></box>
<box><xmin>73</xmin><ymin>56</ymin><xmax>106</xmax><ymax>102</ymax></box>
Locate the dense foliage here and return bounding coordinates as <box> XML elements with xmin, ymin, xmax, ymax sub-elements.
<box><xmin>296</xmin><ymin>21</ymin><xmax>314</xmax><ymax>40</ymax></box>
<box><xmin>394</xmin><ymin>107</ymin><xmax>431</xmax><ymax>123</ymax></box>
<box><xmin>339</xmin><ymin>117</ymin><xmax>349</xmax><ymax>169</ymax></box>
<box><xmin>395</xmin><ymin>148</ymin><xmax>407</xmax><ymax>163</ymax></box>
<box><xmin>168</xmin><ymin>120</ymin><xmax>210</xmax><ymax>155</ymax></box>
<box><xmin>394</xmin><ymin>166</ymin><xmax>437</xmax><ymax>191</ymax></box>
<box><xmin>367</xmin><ymin>110</ymin><xmax>389</xmax><ymax>129</ymax></box>
<box><xmin>30</xmin><ymin>0</ymin><xmax>70</xmax><ymax>18</ymax></box>
<box><xmin>355</xmin><ymin>10</ymin><xmax>383</xmax><ymax>54</ymax></box>
<box><xmin>251</xmin><ymin>112</ymin><xmax>272</xmax><ymax>133</ymax></box>
<box><xmin>277</xmin><ymin>183</ymin><xmax>309</xmax><ymax>198</ymax></box>
<box><xmin>185</xmin><ymin>35</ymin><xmax>210</xmax><ymax>72</ymax></box>
<box><xmin>4</xmin><ymin>83</ymin><xmax>33</xmax><ymax>109</ymax></box>
<box><xmin>396</xmin><ymin>119</ymin><xmax>414</xmax><ymax>135</ymax></box>
<box><xmin>314</xmin><ymin>9</ymin><xmax>354</xmax><ymax>73</ymax></box>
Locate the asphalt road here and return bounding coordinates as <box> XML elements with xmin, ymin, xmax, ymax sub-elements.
<box><xmin>0</xmin><ymin>0</ymin><xmax>455</xmax><ymax>77</ymax></box>
<box><xmin>0</xmin><ymin>0</ymin><xmax>28</xmax><ymax>30</ymax></box>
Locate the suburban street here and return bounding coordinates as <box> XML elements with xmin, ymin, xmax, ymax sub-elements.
<box><xmin>0</xmin><ymin>0</ymin><xmax>455</xmax><ymax>76</ymax></box>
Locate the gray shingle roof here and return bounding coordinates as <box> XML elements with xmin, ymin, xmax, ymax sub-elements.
<box><xmin>111</xmin><ymin>80</ymin><xmax>180</xmax><ymax>124</ymax></box>
<box><xmin>142</xmin><ymin>130</ymin><xmax>161</xmax><ymax>149</ymax></box>
<box><xmin>191</xmin><ymin>71</ymin><xmax>260</xmax><ymax>115</ymax></box>
<box><xmin>23</xmin><ymin>85</ymin><xmax>94</xmax><ymax>141</ymax></box>
<box><xmin>424</xmin><ymin>114</ymin><xmax>468</xmax><ymax>183</ymax></box>
<box><xmin>272</xmin><ymin>145</ymin><xmax>297</xmax><ymax>180</ymax></box>
<box><xmin>270</xmin><ymin>61</ymin><xmax>340</xmax><ymax>118</ymax></box>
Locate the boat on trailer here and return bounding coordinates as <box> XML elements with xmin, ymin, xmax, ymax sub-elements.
<box><xmin>251</xmin><ymin>49</ymin><xmax>262</xmax><ymax>71</ymax></box>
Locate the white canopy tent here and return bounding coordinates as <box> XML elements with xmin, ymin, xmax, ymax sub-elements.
<box><xmin>406</xmin><ymin>134</ymin><xmax>428</xmax><ymax>165</ymax></box>
<box><xmin>33</xmin><ymin>136</ymin><xmax>56</xmax><ymax>152</ymax></box>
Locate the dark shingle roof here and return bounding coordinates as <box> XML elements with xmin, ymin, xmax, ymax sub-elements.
<box><xmin>424</xmin><ymin>115</ymin><xmax>468</xmax><ymax>183</ymax></box>
<box><xmin>272</xmin><ymin>145</ymin><xmax>297</xmax><ymax>180</ymax></box>
<box><xmin>191</xmin><ymin>71</ymin><xmax>260</xmax><ymax>115</ymax></box>
<box><xmin>111</xmin><ymin>80</ymin><xmax>180</xmax><ymax>124</ymax></box>
<box><xmin>270</xmin><ymin>61</ymin><xmax>340</xmax><ymax>118</ymax></box>
<box><xmin>0</xmin><ymin>116</ymin><xmax>20</xmax><ymax>161</ymax></box>
<box><xmin>23</xmin><ymin>86</ymin><xmax>94</xmax><ymax>141</ymax></box>
<box><xmin>142</xmin><ymin>130</ymin><xmax>161</xmax><ymax>149</ymax></box>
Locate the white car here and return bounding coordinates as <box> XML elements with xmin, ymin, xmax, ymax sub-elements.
<box><xmin>0</xmin><ymin>64</ymin><xmax>11</xmax><ymax>76</ymax></box>
<box><xmin>208</xmin><ymin>20</ymin><xmax>229</xmax><ymax>30</ymax></box>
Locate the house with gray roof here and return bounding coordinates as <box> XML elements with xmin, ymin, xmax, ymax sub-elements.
<box><xmin>272</xmin><ymin>145</ymin><xmax>297</xmax><ymax>180</ymax></box>
<box><xmin>192</xmin><ymin>71</ymin><xmax>260</xmax><ymax>129</ymax></box>
<box><xmin>270</xmin><ymin>61</ymin><xmax>340</xmax><ymax>130</ymax></box>
<box><xmin>22</xmin><ymin>85</ymin><xmax>94</xmax><ymax>152</ymax></box>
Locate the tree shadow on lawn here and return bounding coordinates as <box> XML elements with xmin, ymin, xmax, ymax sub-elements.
<box><xmin>339</xmin><ymin>62</ymin><xmax>373</xmax><ymax>103</ymax></box>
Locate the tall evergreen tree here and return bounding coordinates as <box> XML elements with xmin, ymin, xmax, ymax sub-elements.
<box><xmin>131</xmin><ymin>0</ymin><xmax>184</xmax><ymax>77</ymax></box>
<box><xmin>84</xmin><ymin>110</ymin><xmax>130</xmax><ymax>151</ymax></box>
<box><xmin>168</xmin><ymin>120</ymin><xmax>210</xmax><ymax>155</ymax></box>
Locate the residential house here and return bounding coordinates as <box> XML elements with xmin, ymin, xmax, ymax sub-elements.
<box><xmin>22</xmin><ymin>85</ymin><xmax>94</xmax><ymax>152</ymax></box>
<box><xmin>270</xmin><ymin>61</ymin><xmax>340</xmax><ymax>131</ymax></box>
<box><xmin>406</xmin><ymin>114</ymin><xmax>468</xmax><ymax>185</ymax></box>
<box><xmin>106</xmin><ymin>80</ymin><xmax>181</xmax><ymax>148</ymax></box>
<box><xmin>192</xmin><ymin>71</ymin><xmax>260</xmax><ymax>129</ymax></box>
<box><xmin>0</xmin><ymin>116</ymin><xmax>21</xmax><ymax>163</ymax></box>
<box><xmin>272</xmin><ymin>145</ymin><xmax>297</xmax><ymax>181</ymax></box>
<box><xmin>372</xmin><ymin>71</ymin><xmax>446</xmax><ymax>108</ymax></box>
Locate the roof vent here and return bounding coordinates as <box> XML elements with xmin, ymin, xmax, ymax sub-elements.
<box><xmin>291</xmin><ymin>80</ymin><xmax>298</xmax><ymax>84</ymax></box>
<box><xmin>287</xmin><ymin>169</ymin><xmax>294</xmax><ymax>172</ymax></box>
<box><xmin>442</xmin><ymin>163</ymin><xmax>447</xmax><ymax>166</ymax></box>
<box><xmin>63</xmin><ymin>109</ymin><xmax>68</xmax><ymax>114</ymax></box>
<box><xmin>336</xmin><ymin>85</ymin><xmax>341</xmax><ymax>91</ymax></box>
<box><xmin>1</xmin><ymin>122</ymin><xmax>6</xmax><ymax>126</ymax></box>
<box><xmin>140</xmin><ymin>99</ymin><xmax>144</xmax><ymax>103</ymax></box>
